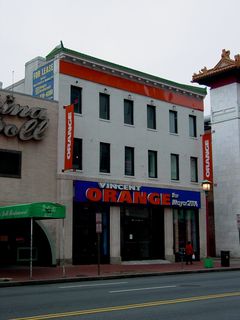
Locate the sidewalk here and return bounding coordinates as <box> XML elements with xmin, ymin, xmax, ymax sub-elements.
<box><xmin>1</xmin><ymin>259</ymin><xmax>240</xmax><ymax>287</ymax></box>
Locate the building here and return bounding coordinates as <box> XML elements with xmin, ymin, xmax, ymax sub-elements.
<box><xmin>0</xmin><ymin>89</ymin><xmax>61</xmax><ymax>266</ymax></box>
<box><xmin>6</xmin><ymin>43</ymin><xmax>207</xmax><ymax>264</ymax></box>
<box><xmin>193</xmin><ymin>49</ymin><xmax>240</xmax><ymax>258</ymax></box>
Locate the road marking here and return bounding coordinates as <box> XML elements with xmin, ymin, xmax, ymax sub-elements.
<box><xmin>109</xmin><ymin>285</ymin><xmax>176</xmax><ymax>293</ymax></box>
<box><xmin>59</xmin><ymin>281</ymin><xmax>128</xmax><ymax>289</ymax></box>
<box><xmin>10</xmin><ymin>291</ymin><xmax>240</xmax><ymax>320</ymax></box>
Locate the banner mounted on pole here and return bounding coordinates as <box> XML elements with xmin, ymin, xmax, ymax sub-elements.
<box><xmin>64</xmin><ymin>104</ymin><xmax>74</xmax><ymax>171</ymax></box>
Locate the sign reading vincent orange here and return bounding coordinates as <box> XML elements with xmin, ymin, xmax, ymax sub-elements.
<box><xmin>202</xmin><ymin>132</ymin><xmax>213</xmax><ymax>182</ymax></box>
<box><xmin>64</xmin><ymin>104</ymin><xmax>74</xmax><ymax>170</ymax></box>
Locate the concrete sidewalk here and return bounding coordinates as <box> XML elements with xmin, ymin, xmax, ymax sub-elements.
<box><xmin>1</xmin><ymin>259</ymin><xmax>240</xmax><ymax>287</ymax></box>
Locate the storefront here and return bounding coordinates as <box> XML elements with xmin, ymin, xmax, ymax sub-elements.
<box><xmin>73</xmin><ymin>180</ymin><xmax>201</xmax><ymax>264</ymax></box>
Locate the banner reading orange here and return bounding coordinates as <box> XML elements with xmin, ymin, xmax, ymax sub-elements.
<box><xmin>202</xmin><ymin>132</ymin><xmax>213</xmax><ymax>182</ymax></box>
<box><xmin>64</xmin><ymin>104</ymin><xmax>74</xmax><ymax>170</ymax></box>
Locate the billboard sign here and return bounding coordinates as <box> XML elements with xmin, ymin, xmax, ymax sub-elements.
<box><xmin>33</xmin><ymin>62</ymin><xmax>54</xmax><ymax>100</ymax></box>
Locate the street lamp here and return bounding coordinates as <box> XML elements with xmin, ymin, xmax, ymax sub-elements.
<box><xmin>202</xmin><ymin>179</ymin><xmax>212</xmax><ymax>257</ymax></box>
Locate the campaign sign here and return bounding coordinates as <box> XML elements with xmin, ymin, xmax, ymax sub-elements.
<box><xmin>74</xmin><ymin>180</ymin><xmax>201</xmax><ymax>208</ymax></box>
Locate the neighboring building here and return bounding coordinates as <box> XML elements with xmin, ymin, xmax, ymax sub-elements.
<box><xmin>6</xmin><ymin>43</ymin><xmax>207</xmax><ymax>264</ymax></box>
<box><xmin>193</xmin><ymin>49</ymin><xmax>240</xmax><ymax>258</ymax></box>
<box><xmin>0</xmin><ymin>89</ymin><xmax>60</xmax><ymax>266</ymax></box>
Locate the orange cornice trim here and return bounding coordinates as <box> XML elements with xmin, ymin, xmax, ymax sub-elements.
<box><xmin>60</xmin><ymin>60</ymin><xmax>203</xmax><ymax>111</ymax></box>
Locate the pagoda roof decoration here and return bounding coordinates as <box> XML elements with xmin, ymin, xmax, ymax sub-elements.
<box><xmin>192</xmin><ymin>49</ymin><xmax>240</xmax><ymax>86</ymax></box>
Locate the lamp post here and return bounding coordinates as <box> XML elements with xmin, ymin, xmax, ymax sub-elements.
<box><xmin>202</xmin><ymin>180</ymin><xmax>211</xmax><ymax>256</ymax></box>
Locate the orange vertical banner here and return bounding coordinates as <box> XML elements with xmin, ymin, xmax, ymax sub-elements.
<box><xmin>64</xmin><ymin>104</ymin><xmax>74</xmax><ymax>170</ymax></box>
<box><xmin>202</xmin><ymin>132</ymin><xmax>213</xmax><ymax>182</ymax></box>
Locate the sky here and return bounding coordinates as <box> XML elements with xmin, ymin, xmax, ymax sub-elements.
<box><xmin>1</xmin><ymin>0</ymin><xmax>240</xmax><ymax>115</ymax></box>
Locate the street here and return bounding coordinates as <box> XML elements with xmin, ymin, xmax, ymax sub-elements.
<box><xmin>1</xmin><ymin>271</ymin><xmax>240</xmax><ymax>319</ymax></box>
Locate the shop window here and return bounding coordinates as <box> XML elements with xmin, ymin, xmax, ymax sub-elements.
<box><xmin>148</xmin><ymin>150</ymin><xmax>157</xmax><ymax>178</ymax></box>
<box><xmin>100</xmin><ymin>142</ymin><xmax>110</xmax><ymax>173</ymax></box>
<box><xmin>125</xmin><ymin>146</ymin><xmax>134</xmax><ymax>176</ymax></box>
<box><xmin>99</xmin><ymin>93</ymin><xmax>110</xmax><ymax>120</ymax></box>
<box><xmin>147</xmin><ymin>105</ymin><xmax>156</xmax><ymax>129</ymax></box>
<box><xmin>169</xmin><ymin>110</ymin><xmax>178</xmax><ymax>134</ymax></box>
<box><xmin>71</xmin><ymin>85</ymin><xmax>82</xmax><ymax>114</ymax></box>
<box><xmin>190</xmin><ymin>157</ymin><xmax>198</xmax><ymax>182</ymax></box>
<box><xmin>124</xmin><ymin>99</ymin><xmax>134</xmax><ymax>125</ymax></box>
<box><xmin>73</xmin><ymin>138</ymin><xmax>82</xmax><ymax>170</ymax></box>
<box><xmin>0</xmin><ymin>149</ymin><xmax>21</xmax><ymax>178</ymax></box>
<box><xmin>171</xmin><ymin>153</ymin><xmax>179</xmax><ymax>180</ymax></box>
<box><xmin>189</xmin><ymin>115</ymin><xmax>197</xmax><ymax>137</ymax></box>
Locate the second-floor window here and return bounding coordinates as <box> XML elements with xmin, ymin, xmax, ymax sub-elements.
<box><xmin>189</xmin><ymin>115</ymin><xmax>197</xmax><ymax>137</ymax></box>
<box><xmin>73</xmin><ymin>138</ymin><xmax>82</xmax><ymax>170</ymax></box>
<box><xmin>99</xmin><ymin>93</ymin><xmax>110</xmax><ymax>120</ymax></box>
<box><xmin>147</xmin><ymin>105</ymin><xmax>156</xmax><ymax>129</ymax></box>
<box><xmin>190</xmin><ymin>157</ymin><xmax>198</xmax><ymax>182</ymax></box>
<box><xmin>124</xmin><ymin>99</ymin><xmax>134</xmax><ymax>125</ymax></box>
<box><xmin>125</xmin><ymin>146</ymin><xmax>134</xmax><ymax>176</ymax></box>
<box><xmin>71</xmin><ymin>85</ymin><xmax>82</xmax><ymax>114</ymax></box>
<box><xmin>100</xmin><ymin>142</ymin><xmax>110</xmax><ymax>173</ymax></box>
<box><xmin>148</xmin><ymin>150</ymin><xmax>157</xmax><ymax>178</ymax></box>
<box><xmin>169</xmin><ymin>110</ymin><xmax>178</xmax><ymax>134</ymax></box>
<box><xmin>171</xmin><ymin>153</ymin><xmax>179</xmax><ymax>180</ymax></box>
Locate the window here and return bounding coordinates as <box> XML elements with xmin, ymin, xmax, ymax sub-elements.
<box><xmin>147</xmin><ymin>105</ymin><xmax>156</xmax><ymax>129</ymax></box>
<box><xmin>125</xmin><ymin>147</ymin><xmax>134</xmax><ymax>176</ymax></box>
<box><xmin>189</xmin><ymin>115</ymin><xmax>197</xmax><ymax>137</ymax></box>
<box><xmin>190</xmin><ymin>157</ymin><xmax>198</xmax><ymax>182</ymax></box>
<box><xmin>169</xmin><ymin>110</ymin><xmax>178</xmax><ymax>134</ymax></box>
<box><xmin>73</xmin><ymin>138</ymin><xmax>82</xmax><ymax>170</ymax></box>
<box><xmin>148</xmin><ymin>150</ymin><xmax>157</xmax><ymax>178</ymax></box>
<box><xmin>124</xmin><ymin>99</ymin><xmax>134</xmax><ymax>125</ymax></box>
<box><xmin>0</xmin><ymin>149</ymin><xmax>21</xmax><ymax>178</ymax></box>
<box><xmin>71</xmin><ymin>86</ymin><xmax>82</xmax><ymax>114</ymax></box>
<box><xmin>100</xmin><ymin>142</ymin><xmax>110</xmax><ymax>173</ymax></box>
<box><xmin>99</xmin><ymin>93</ymin><xmax>110</xmax><ymax>120</ymax></box>
<box><xmin>171</xmin><ymin>153</ymin><xmax>179</xmax><ymax>180</ymax></box>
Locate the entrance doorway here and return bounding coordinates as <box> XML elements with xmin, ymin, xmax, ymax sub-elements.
<box><xmin>120</xmin><ymin>206</ymin><xmax>164</xmax><ymax>260</ymax></box>
<box><xmin>72</xmin><ymin>203</ymin><xmax>110</xmax><ymax>264</ymax></box>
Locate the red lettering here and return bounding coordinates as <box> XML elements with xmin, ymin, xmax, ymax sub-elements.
<box><xmin>118</xmin><ymin>191</ymin><xmax>133</xmax><ymax>203</ymax></box>
<box><xmin>148</xmin><ymin>193</ymin><xmax>161</xmax><ymax>205</ymax></box>
<box><xmin>103</xmin><ymin>189</ymin><xmax>117</xmax><ymax>202</ymax></box>
<box><xmin>133</xmin><ymin>192</ymin><xmax>147</xmax><ymax>204</ymax></box>
<box><xmin>86</xmin><ymin>188</ymin><xmax>102</xmax><ymax>202</ymax></box>
<box><xmin>162</xmin><ymin>193</ymin><xmax>171</xmax><ymax>205</ymax></box>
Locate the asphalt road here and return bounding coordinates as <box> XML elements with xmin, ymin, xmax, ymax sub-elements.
<box><xmin>1</xmin><ymin>271</ymin><xmax>240</xmax><ymax>320</ymax></box>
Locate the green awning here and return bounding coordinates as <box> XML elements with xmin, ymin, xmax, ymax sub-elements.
<box><xmin>0</xmin><ymin>202</ymin><xmax>66</xmax><ymax>220</ymax></box>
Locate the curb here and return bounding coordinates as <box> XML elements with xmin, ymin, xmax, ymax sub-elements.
<box><xmin>1</xmin><ymin>267</ymin><xmax>240</xmax><ymax>288</ymax></box>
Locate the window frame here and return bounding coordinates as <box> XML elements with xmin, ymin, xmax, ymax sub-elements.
<box><xmin>70</xmin><ymin>85</ymin><xmax>82</xmax><ymax>114</ymax></box>
<box><xmin>125</xmin><ymin>146</ymin><xmax>135</xmax><ymax>176</ymax></box>
<box><xmin>99</xmin><ymin>93</ymin><xmax>110</xmax><ymax>120</ymax></box>
<box><xmin>100</xmin><ymin>142</ymin><xmax>110</xmax><ymax>173</ymax></box>
<box><xmin>189</xmin><ymin>115</ymin><xmax>197</xmax><ymax>137</ymax></box>
<box><xmin>169</xmin><ymin>110</ymin><xmax>178</xmax><ymax>134</ymax></box>
<box><xmin>124</xmin><ymin>99</ymin><xmax>134</xmax><ymax>125</ymax></box>
<box><xmin>147</xmin><ymin>105</ymin><xmax>156</xmax><ymax>130</ymax></box>
<box><xmin>148</xmin><ymin>150</ymin><xmax>158</xmax><ymax>178</ymax></box>
<box><xmin>171</xmin><ymin>153</ymin><xmax>179</xmax><ymax>180</ymax></box>
<box><xmin>0</xmin><ymin>149</ymin><xmax>22</xmax><ymax>178</ymax></box>
<box><xmin>73</xmin><ymin>138</ymin><xmax>82</xmax><ymax>170</ymax></box>
<box><xmin>190</xmin><ymin>156</ymin><xmax>198</xmax><ymax>182</ymax></box>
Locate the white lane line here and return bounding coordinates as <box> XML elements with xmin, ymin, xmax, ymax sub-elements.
<box><xmin>109</xmin><ymin>285</ymin><xmax>176</xmax><ymax>293</ymax></box>
<box><xmin>59</xmin><ymin>281</ymin><xmax>129</xmax><ymax>289</ymax></box>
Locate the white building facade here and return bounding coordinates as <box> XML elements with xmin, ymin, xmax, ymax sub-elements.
<box><xmin>8</xmin><ymin>43</ymin><xmax>207</xmax><ymax>264</ymax></box>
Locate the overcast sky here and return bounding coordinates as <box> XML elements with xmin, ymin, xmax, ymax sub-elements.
<box><xmin>1</xmin><ymin>0</ymin><xmax>240</xmax><ymax>115</ymax></box>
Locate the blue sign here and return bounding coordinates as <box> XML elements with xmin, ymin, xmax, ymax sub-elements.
<box><xmin>33</xmin><ymin>62</ymin><xmax>54</xmax><ymax>100</ymax></box>
<box><xmin>74</xmin><ymin>180</ymin><xmax>201</xmax><ymax>208</ymax></box>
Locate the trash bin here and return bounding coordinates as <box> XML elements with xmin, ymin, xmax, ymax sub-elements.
<box><xmin>221</xmin><ymin>250</ymin><xmax>230</xmax><ymax>267</ymax></box>
<box><xmin>204</xmin><ymin>257</ymin><xmax>214</xmax><ymax>268</ymax></box>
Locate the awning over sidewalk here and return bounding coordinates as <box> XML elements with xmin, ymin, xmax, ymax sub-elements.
<box><xmin>0</xmin><ymin>202</ymin><xmax>65</xmax><ymax>220</ymax></box>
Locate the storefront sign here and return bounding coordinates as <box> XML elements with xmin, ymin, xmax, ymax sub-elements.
<box><xmin>202</xmin><ymin>133</ymin><xmax>213</xmax><ymax>182</ymax></box>
<box><xmin>74</xmin><ymin>181</ymin><xmax>201</xmax><ymax>208</ymax></box>
<box><xmin>0</xmin><ymin>96</ymin><xmax>49</xmax><ymax>141</ymax></box>
<box><xmin>64</xmin><ymin>104</ymin><xmax>74</xmax><ymax>170</ymax></box>
<box><xmin>33</xmin><ymin>62</ymin><xmax>54</xmax><ymax>100</ymax></box>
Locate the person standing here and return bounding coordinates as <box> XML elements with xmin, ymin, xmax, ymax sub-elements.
<box><xmin>185</xmin><ymin>241</ymin><xmax>194</xmax><ymax>265</ymax></box>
